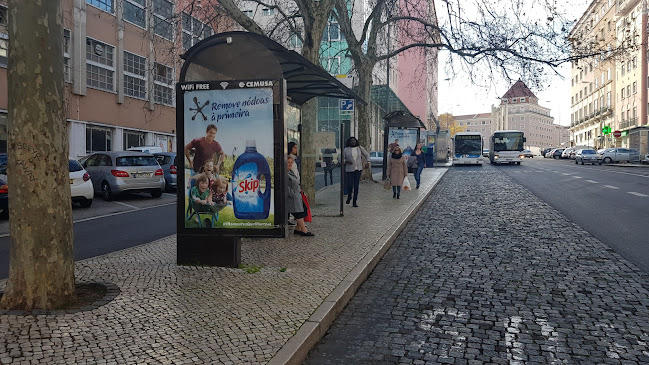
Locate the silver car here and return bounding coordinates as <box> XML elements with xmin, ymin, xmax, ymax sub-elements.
<box><xmin>574</xmin><ymin>149</ymin><xmax>601</xmax><ymax>165</ymax></box>
<box><xmin>82</xmin><ymin>151</ymin><xmax>165</xmax><ymax>201</ymax></box>
<box><xmin>599</xmin><ymin>148</ymin><xmax>639</xmax><ymax>164</ymax></box>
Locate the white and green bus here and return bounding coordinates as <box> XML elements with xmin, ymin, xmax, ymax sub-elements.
<box><xmin>489</xmin><ymin>130</ymin><xmax>526</xmax><ymax>165</ymax></box>
<box><xmin>452</xmin><ymin>132</ymin><xmax>484</xmax><ymax>165</ymax></box>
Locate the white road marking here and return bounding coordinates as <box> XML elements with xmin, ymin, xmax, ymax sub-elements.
<box><xmin>113</xmin><ymin>201</ymin><xmax>139</xmax><ymax>210</ymax></box>
<box><xmin>0</xmin><ymin>202</ymin><xmax>176</xmax><ymax>238</ymax></box>
<box><xmin>604</xmin><ymin>185</ymin><xmax>620</xmax><ymax>189</ymax></box>
<box><xmin>586</xmin><ymin>180</ymin><xmax>598</xmax><ymax>183</ymax></box>
<box><xmin>572</xmin><ymin>176</ymin><xmax>583</xmax><ymax>179</ymax></box>
<box><xmin>628</xmin><ymin>192</ymin><xmax>648</xmax><ymax>197</ymax></box>
<box><xmin>561</xmin><ymin>172</ymin><xmax>574</xmax><ymax>176</ymax></box>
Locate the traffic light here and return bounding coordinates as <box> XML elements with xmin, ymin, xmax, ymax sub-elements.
<box><xmin>602</xmin><ymin>126</ymin><xmax>611</xmax><ymax>135</ymax></box>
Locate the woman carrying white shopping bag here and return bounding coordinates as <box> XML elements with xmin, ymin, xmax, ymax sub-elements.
<box><xmin>387</xmin><ymin>145</ymin><xmax>408</xmax><ymax>199</ymax></box>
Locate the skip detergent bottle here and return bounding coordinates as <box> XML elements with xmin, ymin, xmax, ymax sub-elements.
<box><xmin>232</xmin><ymin>140</ymin><xmax>271</xmax><ymax>220</ymax></box>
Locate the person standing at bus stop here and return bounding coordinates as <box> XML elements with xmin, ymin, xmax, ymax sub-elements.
<box><xmin>413</xmin><ymin>143</ymin><xmax>425</xmax><ymax>189</ymax></box>
<box><xmin>322</xmin><ymin>148</ymin><xmax>334</xmax><ymax>186</ymax></box>
<box><xmin>343</xmin><ymin>137</ymin><xmax>370</xmax><ymax>207</ymax></box>
<box><xmin>387</xmin><ymin>145</ymin><xmax>407</xmax><ymax>199</ymax></box>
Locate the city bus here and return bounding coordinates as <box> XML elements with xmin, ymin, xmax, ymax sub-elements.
<box><xmin>489</xmin><ymin>130</ymin><xmax>526</xmax><ymax>165</ymax></box>
<box><xmin>452</xmin><ymin>132</ymin><xmax>484</xmax><ymax>165</ymax></box>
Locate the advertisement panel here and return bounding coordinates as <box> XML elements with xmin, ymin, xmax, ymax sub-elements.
<box><xmin>387</xmin><ymin>128</ymin><xmax>419</xmax><ymax>157</ymax></box>
<box><xmin>177</xmin><ymin>80</ymin><xmax>285</xmax><ymax>237</ymax></box>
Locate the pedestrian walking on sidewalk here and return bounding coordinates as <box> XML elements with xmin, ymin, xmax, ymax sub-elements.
<box><xmin>413</xmin><ymin>143</ymin><xmax>426</xmax><ymax>189</ymax></box>
<box><xmin>387</xmin><ymin>145</ymin><xmax>407</xmax><ymax>199</ymax></box>
<box><xmin>287</xmin><ymin>155</ymin><xmax>314</xmax><ymax>236</ymax></box>
<box><xmin>322</xmin><ymin>148</ymin><xmax>334</xmax><ymax>186</ymax></box>
<box><xmin>343</xmin><ymin>136</ymin><xmax>370</xmax><ymax>207</ymax></box>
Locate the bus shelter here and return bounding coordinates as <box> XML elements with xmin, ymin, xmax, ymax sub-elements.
<box><xmin>382</xmin><ymin>111</ymin><xmax>426</xmax><ymax>180</ymax></box>
<box><xmin>177</xmin><ymin>31</ymin><xmax>365</xmax><ymax>267</ymax></box>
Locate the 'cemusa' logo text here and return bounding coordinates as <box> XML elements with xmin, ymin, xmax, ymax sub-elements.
<box><xmin>238</xmin><ymin>81</ymin><xmax>274</xmax><ymax>88</ymax></box>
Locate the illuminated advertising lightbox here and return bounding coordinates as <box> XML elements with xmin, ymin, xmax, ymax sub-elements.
<box><xmin>387</xmin><ymin>128</ymin><xmax>419</xmax><ymax>157</ymax></box>
<box><xmin>177</xmin><ymin>80</ymin><xmax>285</xmax><ymax>237</ymax></box>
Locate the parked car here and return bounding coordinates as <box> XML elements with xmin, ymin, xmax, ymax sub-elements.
<box><xmin>82</xmin><ymin>151</ymin><xmax>165</xmax><ymax>201</ymax></box>
<box><xmin>551</xmin><ymin>148</ymin><xmax>565</xmax><ymax>159</ymax></box>
<box><xmin>69</xmin><ymin>159</ymin><xmax>94</xmax><ymax>207</ymax></box>
<box><xmin>574</xmin><ymin>149</ymin><xmax>601</xmax><ymax>165</ymax></box>
<box><xmin>522</xmin><ymin>150</ymin><xmax>534</xmax><ymax>158</ymax></box>
<box><xmin>541</xmin><ymin>148</ymin><xmax>552</xmax><ymax>157</ymax></box>
<box><xmin>369</xmin><ymin>151</ymin><xmax>384</xmax><ymax>166</ymax></box>
<box><xmin>154</xmin><ymin>152</ymin><xmax>177</xmax><ymax>192</ymax></box>
<box><xmin>127</xmin><ymin>146</ymin><xmax>164</xmax><ymax>154</ymax></box>
<box><xmin>642</xmin><ymin>152</ymin><xmax>649</xmax><ymax>164</ymax></box>
<box><xmin>482</xmin><ymin>149</ymin><xmax>490</xmax><ymax>157</ymax></box>
<box><xmin>599</xmin><ymin>148</ymin><xmax>639</xmax><ymax>164</ymax></box>
<box><xmin>561</xmin><ymin>147</ymin><xmax>574</xmax><ymax>159</ymax></box>
<box><xmin>0</xmin><ymin>153</ymin><xmax>6</xmax><ymax>174</ymax></box>
<box><xmin>0</xmin><ymin>176</ymin><xmax>7</xmax><ymax>219</ymax></box>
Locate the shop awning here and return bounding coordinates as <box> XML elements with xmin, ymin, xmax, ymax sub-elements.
<box><xmin>179</xmin><ymin>31</ymin><xmax>366</xmax><ymax>106</ymax></box>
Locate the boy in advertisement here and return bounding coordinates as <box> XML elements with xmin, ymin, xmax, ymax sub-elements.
<box><xmin>185</xmin><ymin>124</ymin><xmax>226</xmax><ymax>174</ymax></box>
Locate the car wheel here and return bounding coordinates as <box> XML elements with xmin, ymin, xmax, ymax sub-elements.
<box><xmin>575</xmin><ymin>160</ymin><xmax>578</xmax><ymax>164</ymax></box>
<box><xmin>101</xmin><ymin>181</ymin><xmax>113</xmax><ymax>201</ymax></box>
<box><xmin>151</xmin><ymin>190</ymin><xmax>163</xmax><ymax>198</ymax></box>
<box><xmin>581</xmin><ymin>161</ymin><xmax>584</xmax><ymax>165</ymax></box>
<box><xmin>516</xmin><ymin>162</ymin><xmax>521</xmax><ymax>165</ymax></box>
<box><xmin>604</xmin><ymin>157</ymin><xmax>612</xmax><ymax>164</ymax></box>
<box><xmin>79</xmin><ymin>198</ymin><xmax>92</xmax><ymax>208</ymax></box>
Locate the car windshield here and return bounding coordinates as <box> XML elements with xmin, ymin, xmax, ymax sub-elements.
<box><xmin>69</xmin><ymin>159</ymin><xmax>83</xmax><ymax>172</ymax></box>
<box><xmin>581</xmin><ymin>150</ymin><xmax>596</xmax><ymax>154</ymax></box>
<box><xmin>0</xmin><ymin>154</ymin><xmax>7</xmax><ymax>166</ymax></box>
<box><xmin>155</xmin><ymin>155</ymin><xmax>171</xmax><ymax>165</ymax></box>
<box><xmin>116</xmin><ymin>156</ymin><xmax>159</xmax><ymax>167</ymax></box>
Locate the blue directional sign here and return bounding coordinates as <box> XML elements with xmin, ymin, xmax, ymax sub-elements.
<box><xmin>339</xmin><ymin>99</ymin><xmax>354</xmax><ymax>115</ymax></box>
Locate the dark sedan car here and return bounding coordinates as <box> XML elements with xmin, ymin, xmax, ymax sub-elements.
<box><xmin>154</xmin><ymin>152</ymin><xmax>177</xmax><ymax>192</ymax></box>
<box><xmin>0</xmin><ymin>176</ymin><xmax>7</xmax><ymax>219</ymax></box>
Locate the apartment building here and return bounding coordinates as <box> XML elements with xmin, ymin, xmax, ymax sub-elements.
<box><xmin>490</xmin><ymin>80</ymin><xmax>565</xmax><ymax>153</ymax></box>
<box><xmin>569</xmin><ymin>0</ymin><xmax>649</xmax><ymax>152</ymax></box>
<box><xmin>0</xmin><ymin>0</ymin><xmax>229</xmax><ymax>159</ymax></box>
<box><xmin>454</xmin><ymin>113</ymin><xmax>492</xmax><ymax>139</ymax></box>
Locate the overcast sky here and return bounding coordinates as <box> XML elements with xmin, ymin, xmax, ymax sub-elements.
<box><xmin>437</xmin><ymin>1</ymin><xmax>589</xmax><ymax>126</ymax></box>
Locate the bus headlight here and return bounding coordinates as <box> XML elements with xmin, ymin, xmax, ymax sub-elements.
<box><xmin>494</xmin><ymin>155</ymin><xmax>499</xmax><ymax>159</ymax></box>
<box><xmin>519</xmin><ymin>155</ymin><xmax>524</xmax><ymax>159</ymax></box>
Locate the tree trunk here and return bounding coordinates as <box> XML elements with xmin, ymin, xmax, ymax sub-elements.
<box><xmin>0</xmin><ymin>0</ymin><xmax>76</xmax><ymax>310</ymax></box>
<box><xmin>357</xmin><ymin>62</ymin><xmax>374</xmax><ymax>181</ymax></box>
<box><xmin>299</xmin><ymin>45</ymin><xmax>322</xmax><ymax>204</ymax></box>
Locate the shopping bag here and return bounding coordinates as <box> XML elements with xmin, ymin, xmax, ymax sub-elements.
<box><xmin>301</xmin><ymin>191</ymin><xmax>312</xmax><ymax>222</ymax></box>
<box><xmin>383</xmin><ymin>178</ymin><xmax>391</xmax><ymax>190</ymax></box>
<box><xmin>402</xmin><ymin>176</ymin><xmax>411</xmax><ymax>191</ymax></box>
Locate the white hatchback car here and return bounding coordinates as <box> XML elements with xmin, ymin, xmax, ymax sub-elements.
<box><xmin>69</xmin><ymin>159</ymin><xmax>94</xmax><ymax>207</ymax></box>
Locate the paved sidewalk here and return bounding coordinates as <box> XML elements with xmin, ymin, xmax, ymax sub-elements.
<box><xmin>0</xmin><ymin>166</ymin><xmax>449</xmax><ymax>364</ymax></box>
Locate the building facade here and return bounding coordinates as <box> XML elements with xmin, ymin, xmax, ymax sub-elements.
<box><xmin>490</xmin><ymin>80</ymin><xmax>567</xmax><ymax>153</ymax></box>
<box><xmin>0</xmin><ymin>0</ymin><xmax>230</xmax><ymax>159</ymax></box>
<box><xmin>569</xmin><ymin>0</ymin><xmax>649</xmax><ymax>153</ymax></box>
<box><xmin>454</xmin><ymin>113</ymin><xmax>492</xmax><ymax>139</ymax></box>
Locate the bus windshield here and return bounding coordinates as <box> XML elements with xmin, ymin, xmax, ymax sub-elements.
<box><xmin>493</xmin><ymin>132</ymin><xmax>524</xmax><ymax>152</ymax></box>
<box><xmin>455</xmin><ymin>136</ymin><xmax>482</xmax><ymax>155</ymax></box>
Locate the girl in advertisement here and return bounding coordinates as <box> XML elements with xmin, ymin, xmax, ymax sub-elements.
<box><xmin>343</xmin><ymin>136</ymin><xmax>370</xmax><ymax>207</ymax></box>
<box><xmin>387</xmin><ymin>145</ymin><xmax>408</xmax><ymax>199</ymax></box>
<box><xmin>287</xmin><ymin>155</ymin><xmax>313</xmax><ymax>236</ymax></box>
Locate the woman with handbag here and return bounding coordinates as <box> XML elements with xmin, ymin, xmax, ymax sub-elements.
<box><xmin>287</xmin><ymin>155</ymin><xmax>314</xmax><ymax>236</ymax></box>
<box><xmin>343</xmin><ymin>136</ymin><xmax>370</xmax><ymax>207</ymax></box>
<box><xmin>387</xmin><ymin>145</ymin><xmax>408</xmax><ymax>199</ymax></box>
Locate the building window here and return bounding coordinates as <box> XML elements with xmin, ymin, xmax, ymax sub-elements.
<box><xmin>627</xmin><ymin>60</ymin><xmax>631</xmax><ymax>72</ymax></box>
<box><xmin>86</xmin><ymin>38</ymin><xmax>115</xmax><ymax>91</ymax></box>
<box><xmin>323</xmin><ymin>21</ymin><xmax>340</xmax><ymax>41</ymax></box>
<box><xmin>0</xmin><ymin>35</ymin><xmax>7</xmax><ymax>68</ymax></box>
<box><xmin>86</xmin><ymin>125</ymin><xmax>113</xmax><ymax>153</ymax></box>
<box><xmin>154</xmin><ymin>62</ymin><xmax>173</xmax><ymax>105</ymax></box>
<box><xmin>622</xmin><ymin>65</ymin><xmax>625</xmax><ymax>76</ymax></box>
<box><xmin>123</xmin><ymin>130</ymin><xmax>145</xmax><ymax>149</ymax></box>
<box><xmin>124</xmin><ymin>0</ymin><xmax>146</xmax><ymax>28</ymax></box>
<box><xmin>262</xmin><ymin>8</ymin><xmax>275</xmax><ymax>16</ymax></box>
<box><xmin>627</xmin><ymin>85</ymin><xmax>631</xmax><ymax>97</ymax></box>
<box><xmin>243</xmin><ymin>10</ymin><xmax>253</xmax><ymax>17</ymax></box>
<box><xmin>607</xmin><ymin>92</ymin><xmax>611</xmax><ymax>106</ymax></box>
<box><xmin>290</xmin><ymin>33</ymin><xmax>302</xmax><ymax>48</ymax></box>
<box><xmin>621</xmin><ymin>88</ymin><xmax>625</xmax><ymax>99</ymax></box>
<box><xmin>87</xmin><ymin>0</ymin><xmax>114</xmax><ymax>12</ymax></box>
<box><xmin>153</xmin><ymin>0</ymin><xmax>173</xmax><ymax>40</ymax></box>
<box><xmin>325</xmin><ymin>57</ymin><xmax>341</xmax><ymax>74</ymax></box>
<box><xmin>124</xmin><ymin>51</ymin><xmax>146</xmax><ymax>99</ymax></box>
<box><xmin>633</xmin><ymin>81</ymin><xmax>637</xmax><ymax>94</ymax></box>
<box><xmin>181</xmin><ymin>12</ymin><xmax>213</xmax><ymax>50</ymax></box>
<box><xmin>633</xmin><ymin>56</ymin><xmax>637</xmax><ymax>68</ymax></box>
<box><xmin>633</xmin><ymin>106</ymin><xmax>637</xmax><ymax>119</ymax></box>
<box><xmin>64</xmin><ymin>29</ymin><xmax>71</xmax><ymax>82</ymax></box>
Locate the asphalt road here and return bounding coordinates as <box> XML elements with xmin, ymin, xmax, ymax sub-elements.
<box><xmin>0</xmin><ymin>192</ymin><xmax>177</xmax><ymax>280</ymax></box>
<box><xmin>497</xmin><ymin>157</ymin><xmax>649</xmax><ymax>273</ymax></box>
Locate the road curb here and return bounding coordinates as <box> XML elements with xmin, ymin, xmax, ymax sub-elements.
<box><xmin>267</xmin><ymin>169</ymin><xmax>448</xmax><ymax>365</ymax></box>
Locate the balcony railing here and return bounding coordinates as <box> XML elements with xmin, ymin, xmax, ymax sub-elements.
<box><xmin>620</xmin><ymin>117</ymin><xmax>637</xmax><ymax>129</ymax></box>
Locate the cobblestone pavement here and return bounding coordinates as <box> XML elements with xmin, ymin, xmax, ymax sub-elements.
<box><xmin>0</xmin><ymin>168</ymin><xmax>448</xmax><ymax>364</ymax></box>
<box><xmin>305</xmin><ymin>164</ymin><xmax>649</xmax><ymax>365</ymax></box>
